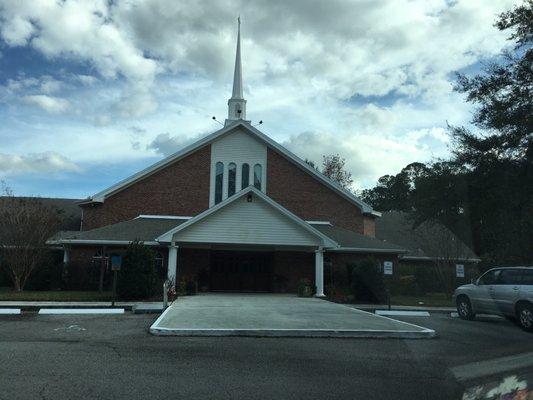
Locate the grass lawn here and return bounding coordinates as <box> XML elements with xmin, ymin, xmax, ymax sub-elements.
<box><xmin>390</xmin><ymin>292</ymin><xmax>454</xmax><ymax>308</ymax></box>
<box><xmin>0</xmin><ymin>288</ymin><xmax>114</xmax><ymax>302</ymax></box>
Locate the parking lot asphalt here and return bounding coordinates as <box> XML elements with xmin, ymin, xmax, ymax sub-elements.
<box><xmin>0</xmin><ymin>312</ymin><xmax>531</xmax><ymax>400</ymax></box>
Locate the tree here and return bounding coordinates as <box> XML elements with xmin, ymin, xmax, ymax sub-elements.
<box><xmin>0</xmin><ymin>183</ymin><xmax>62</xmax><ymax>291</ymax></box>
<box><xmin>360</xmin><ymin>162</ymin><xmax>428</xmax><ymax>212</ymax></box>
<box><xmin>304</xmin><ymin>154</ymin><xmax>354</xmax><ymax>190</ymax></box>
<box><xmin>116</xmin><ymin>241</ymin><xmax>157</xmax><ymax>300</ymax></box>
<box><xmin>450</xmin><ymin>0</ymin><xmax>532</xmax><ymax>164</ymax></box>
<box><xmin>321</xmin><ymin>154</ymin><xmax>353</xmax><ymax>189</ymax></box>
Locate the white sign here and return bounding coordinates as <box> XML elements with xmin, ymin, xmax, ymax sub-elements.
<box><xmin>383</xmin><ymin>261</ymin><xmax>393</xmax><ymax>275</ymax></box>
<box><xmin>456</xmin><ymin>264</ymin><xmax>465</xmax><ymax>278</ymax></box>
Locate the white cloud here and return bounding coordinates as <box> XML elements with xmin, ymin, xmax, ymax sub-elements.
<box><xmin>22</xmin><ymin>95</ymin><xmax>70</xmax><ymax>113</ymax></box>
<box><xmin>0</xmin><ymin>0</ymin><xmax>520</xmax><ymax>193</ymax></box>
<box><xmin>0</xmin><ymin>152</ymin><xmax>81</xmax><ymax>175</ymax></box>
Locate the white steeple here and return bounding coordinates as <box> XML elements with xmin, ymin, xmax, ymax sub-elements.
<box><xmin>226</xmin><ymin>17</ymin><xmax>247</xmax><ymax>125</ymax></box>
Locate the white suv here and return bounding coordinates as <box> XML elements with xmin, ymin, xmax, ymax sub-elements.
<box><xmin>453</xmin><ymin>267</ymin><xmax>533</xmax><ymax>332</ymax></box>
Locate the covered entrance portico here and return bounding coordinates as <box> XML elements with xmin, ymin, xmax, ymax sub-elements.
<box><xmin>158</xmin><ymin>187</ymin><xmax>337</xmax><ymax>296</ymax></box>
<box><xmin>210</xmin><ymin>250</ymin><xmax>273</xmax><ymax>292</ymax></box>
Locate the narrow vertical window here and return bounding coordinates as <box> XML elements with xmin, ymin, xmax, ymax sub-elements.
<box><xmin>241</xmin><ymin>163</ymin><xmax>249</xmax><ymax>189</ymax></box>
<box><xmin>228</xmin><ymin>163</ymin><xmax>236</xmax><ymax>197</ymax></box>
<box><xmin>215</xmin><ymin>162</ymin><xmax>224</xmax><ymax>204</ymax></box>
<box><xmin>254</xmin><ymin>164</ymin><xmax>262</xmax><ymax>190</ymax></box>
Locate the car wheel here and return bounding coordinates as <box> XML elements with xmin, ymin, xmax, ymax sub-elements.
<box><xmin>517</xmin><ymin>303</ymin><xmax>533</xmax><ymax>332</ymax></box>
<box><xmin>456</xmin><ymin>296</ymin><xmax>475</xmax><ymax>321</ymax></box>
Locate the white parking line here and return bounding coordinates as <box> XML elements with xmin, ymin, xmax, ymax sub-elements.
<box><xmin>376</xmin><ymin>310</ymin><xmax>430</xmax><ymax>317</ymax></box>
<box><xmin>450</xmin><ymin>312</ymin><xmax>504</xmax><ymax>320</ymax></box>
<box><xmin>39</xmin><ymin>308</ymin><xmax>124</xmax><ymax>314</ymax></box>
<box><xmin>0</xmin><ymin>308</ymin><xmax>21</xmax><ymax>315</ymax></box>
<box><xmin>450</xmin><ymin>351</ymin><xmax>533</xmax><ymax>382</ymax></box>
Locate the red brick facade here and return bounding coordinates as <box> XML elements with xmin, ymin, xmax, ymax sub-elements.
<box><xmin>81</xmin><ymin>145</ymin><xmax>211</xmax><ymax>230</ymax></box>
<box><xmin>266</xmin><ymin>148</ymin><xmax>375</xmax><ymax>234</ymax></box>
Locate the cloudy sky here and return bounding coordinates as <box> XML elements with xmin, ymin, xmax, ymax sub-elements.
<box><xmin>0</xmin><ymin>0</ymin><xmax>517</xmax><ymax>199</ymax></box>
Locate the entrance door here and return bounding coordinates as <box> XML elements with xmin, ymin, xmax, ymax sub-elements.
<box><xmin>210</xmin><ymin>251</ymin><xmax>273</xmax><ymax>292</ymax></box>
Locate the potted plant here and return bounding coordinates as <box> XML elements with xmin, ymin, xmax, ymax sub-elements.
<box><xmin>177</xmin><ymin>279</ymin><xmax>187</xmax><ymax>296</ymax></box>
<box><xmin>297</xmin><ymin>278</ymin><xmax>314</xmax><ymax>297</ymax></box>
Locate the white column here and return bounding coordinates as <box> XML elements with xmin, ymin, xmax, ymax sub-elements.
<box><xmin>62</xmin><ymin>246</ymin><xmax>69</xmax><ymax>264</ymax></box>
<box><xmin>314</xmin><ymin>248</ymin><xmax>325</xmax><ymax>297</ymax></box>
<box><xmin>167</xmin><ymin>244</ymin><xmax>178</xmax><ymax>287</ymax></box>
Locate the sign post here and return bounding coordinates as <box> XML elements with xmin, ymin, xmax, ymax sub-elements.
<box><xmin>111</xmin><ymin>256</ymin><xmax>122</xmax><ymax>307</ymax></box>
<box><xmin>383</xmin><ymin>261</ymin><xmax>393</xmax><ymax>311</ymax></box>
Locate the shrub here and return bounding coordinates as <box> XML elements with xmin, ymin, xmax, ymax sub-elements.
<box><xmin>297</xmin><ymin>278</ymin><xmax>313</xmax><ymax>297</ymax></box>
<box><xmin>116</xmin><ymin>241</ymin><xmax>157</xmax><ymax>300</ymax></box>
<box><xmin>349</xmin><ymin>258</ymin><xmax>386</xmax><ymax>303</ymax></box>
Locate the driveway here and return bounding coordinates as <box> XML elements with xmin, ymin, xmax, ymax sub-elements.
<box><xmin>150</xmin><ymin>293</ymin><xmax>434</xmax><ymax>338</ymax></box>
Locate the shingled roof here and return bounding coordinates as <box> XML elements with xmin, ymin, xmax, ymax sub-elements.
<box><xmin>48</xmin><ymin>217</ymin><xmax>188</xmax><ymax>245</ymax></box>
<box><xmin>375</xmin><ymin>211</ymin><xmax>479</xmax><ymax>261</ymax></box>
<box><xmin>0</xmin><ymin>196</ymin><xmax>82</xmax><ymax>232</ymax></box>
<box><xmin>310</xmin><ymin>223</ymin><xmax>406</xmax><ymax>253</ymax></box>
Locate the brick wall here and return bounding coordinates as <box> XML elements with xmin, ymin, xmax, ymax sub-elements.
<box><xmin>272</xmin><ymin>251</ymin><xmax>314</xmax><ymax>292</ymax></box>
<box><xmin>363</xmin><ymin>215</ymin><xmax>376</xmax><ymax>237</ymax></box>
<box><xmin>81</xmin><ymin>145</ymin><xmax>211</xmax><ymax>230</ymax></box>
<box><xmin>266</xmin><ymin>148</ymin><xmax>375</xmax><ymax>234</ymax></box>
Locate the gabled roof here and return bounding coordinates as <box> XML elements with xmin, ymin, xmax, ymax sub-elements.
<box><xmin>156</xmin><ymin>186</ymin><xmax>339</xmax><ymax>248</ymax></box>
<box><xmin>375</xmin><ymin>211</ymin><xmax>480</xmax><ymax>262</ymax></box>
<box><xmin>83</xmin><ymin>121</ymin><xmax>378</xmax><ymax>216</ymax></box>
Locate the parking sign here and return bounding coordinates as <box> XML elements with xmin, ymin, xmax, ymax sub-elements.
<box><xmin>383</xmin><ymin>261</ymin><xmax>393</xmax><ymax>275</ymax></box>
<box><xmin>456</xmin><ymin>264</ymin><xmax>465</xmax><ymax>278</ymax></box>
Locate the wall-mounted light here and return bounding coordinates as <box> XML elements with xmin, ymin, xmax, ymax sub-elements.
<box><xmin>247</xmin><ymin>193</ymin><xmax>253</xmax><ymax>203</ymax></box>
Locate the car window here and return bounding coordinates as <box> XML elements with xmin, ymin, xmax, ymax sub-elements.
<box><xmin>478</xmin><ymin>270</ymin><xmax>500</xmax><ymax>285</ymax></box>
<box><xmin>497</xmin><ymin>269</ymin><xmax>523</xmax><ymax>285</ymax></box>
<box><xmin>521</xmin><ymin>269</ymin><xmax>533</xmax><ymax>285</ymax></box>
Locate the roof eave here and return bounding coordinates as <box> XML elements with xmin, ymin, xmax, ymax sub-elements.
<box><xmin>329</xmin><ymin>247</ymin><xmax>407</xmax><ymax>254</ymax></box>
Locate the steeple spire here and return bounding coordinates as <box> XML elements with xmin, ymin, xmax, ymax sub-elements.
<box><xmin>226</xmin><ymin>16</ymin><xmax>247</xmax><ymax>125</ymax></box>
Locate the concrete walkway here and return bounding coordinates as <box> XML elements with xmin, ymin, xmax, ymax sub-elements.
<box><xmin>150</xmin><ymin>294</ymin><xmax>435</xmax><ymax>338</ymax></box>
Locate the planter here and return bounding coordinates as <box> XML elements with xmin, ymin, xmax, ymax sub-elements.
<box><xmin>298</xmin><ymin>285</ymin><xmax>313</xmax><ymax>297</ymax></box>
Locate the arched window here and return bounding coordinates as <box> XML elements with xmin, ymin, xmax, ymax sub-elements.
<box><xmin>215</xmin><ymin>162</ymin><xmax>224</xmax><ymax>204</ymax></box>
<box><xmin>228</xmin><ymin>163</ymin><xmax>236</xmax><ymax>197</ymax></box>
<box><xmin>254</xmin><ymin>164</ymin><xmax>262</xmax><ymax>190</ymax></box>
<box><xmin>241</xmin><ymin>163</ymin><xmax>249</xmax><ymax>189</ymax></box>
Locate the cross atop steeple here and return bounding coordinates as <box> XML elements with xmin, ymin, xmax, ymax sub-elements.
<box><xmin>226</xmin><ymin>17</ymin><xmax>247</xmax><ymax>125</ymax></box>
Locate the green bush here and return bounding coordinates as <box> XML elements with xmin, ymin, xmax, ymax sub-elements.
<box><xmin>349</xmin><ymin>258</ymin><xmax>386</xmax><ymax>303</ymax></box>
<box><xmin>116</xmin><ymin>241</ymin><xmax>157</xmax><ymax>300</ymax></box>
<box><xmin>297</xmin><ymin>278</ymin><xmax>314</xmax><ymax>297</ymax></box>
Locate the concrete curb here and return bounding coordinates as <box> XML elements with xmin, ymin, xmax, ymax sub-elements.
<box><xmin>149</xmin><ymin>326</ymin><xmax>436</xmax><ymax>338</ymax></box>
<box><xmin>354</xmin><ymin>306</ymin><xmax>455</xmax><ymax>314</ymax></box>
<box><xmin>149</xmin><ymin>303</ymin><xmax>436</xmax><ymax>339</ymax></box>
<box><xmin>0</xmin><ymin>308</ymin><xmax>21</xmax><ymax>315</ymax></box>
<box><xmin>38</xmin><ymin>308</ymin><xmax>125</xmax><ymax>315</ymax></box>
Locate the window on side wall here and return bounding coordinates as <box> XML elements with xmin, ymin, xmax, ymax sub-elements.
<box><xmin>215</xmin><ymin>162</ymin><xmax>224</xmax><ymax>204</ymax></box>
<box><xmin>254</xmin><ymin>163</ymin><xmax>262</xmax><ymax>190</ymax></box>
<box><xmin>241</xmin><ymin>163</ymin><xmax>249</xmax><ymax>189</ymax></box>
<box><xmin>228</xmin><ymin>163</ymin><xmax>236</xmax><ymax>197</ymax></box>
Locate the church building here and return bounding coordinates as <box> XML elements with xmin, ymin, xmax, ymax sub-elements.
<box><xmin>49</xmin><ymin>21</ymin><xmax>405</xmax><ymax>295</ymax></box>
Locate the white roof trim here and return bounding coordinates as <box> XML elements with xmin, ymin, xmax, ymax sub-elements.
<box><xmin>400</xmin><ymin>255</ymin><xmax>481</xmax><ymax>262</ymax></box>
<box><xmin>135</xmin><ymin>215</ymin><xmax>192</xmax><ymax>220</ymax></box>
<box><xmin>48</xmin><ymin>239</ymin><xmax>160</xmax><ymax>246</ymax></box>
<box><xmin>306</xmin><ymin>221</ymin><xmax>332</xmax><ymax>225</ymax></box>
<box><xmin>156</xmin><ymin>186</ymin><xmax>339</xmax><ymax>248</ymax></box>
<box><xmin>87</xmin><ymin>121</ymin><xmax>377</xmax><ymax>215</ymax></box>
<box><xmin>329</xmin><ymin>247</ymin><xmax>407</xmax><ymax>254</ymax></box>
